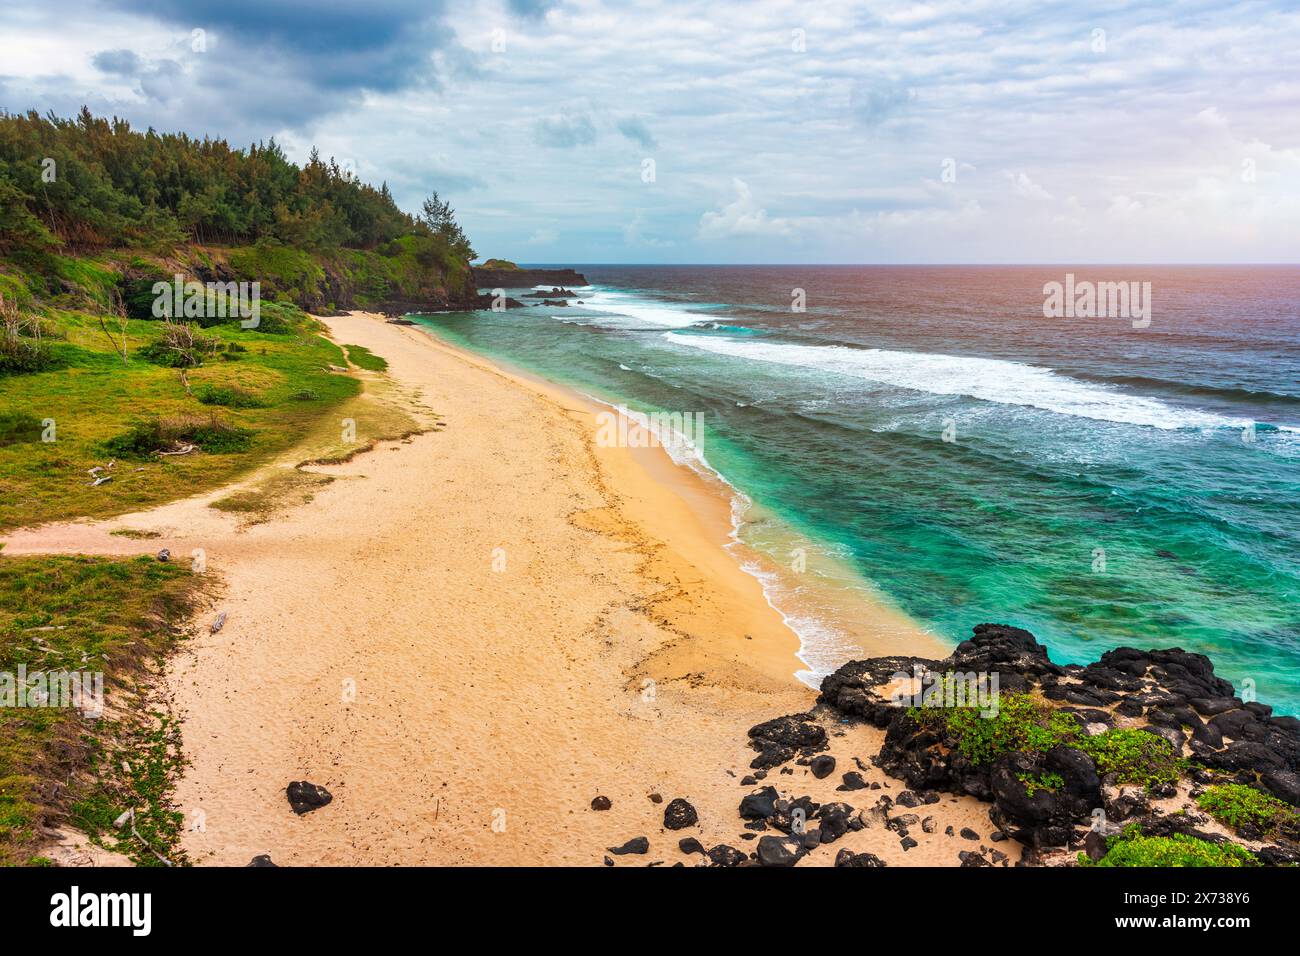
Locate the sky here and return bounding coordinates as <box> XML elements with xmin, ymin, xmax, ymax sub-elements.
<box><xmin>2</xmin><ymin>0</ymin><xmax>1299</xmax><ymax>263</ymax></box>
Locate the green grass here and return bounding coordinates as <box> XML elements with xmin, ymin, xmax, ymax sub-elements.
<box><xmin>1080</xmin><ymin>827</ymin><xmax>1258</xmax><ymax>867</ymax></box>
<box><xmin>0</xmin><ymin>297</ymin><xmax>357</xmax><ymax>531</ymax></box>
<box><xmin>196</xmin><ymin>383</ymin><xmax>267</xmax><ymax>408</ymax></box>
<box><xmin>0</xmin><ymin>554</ymin><xmax>202</xmax><ymax>866</ymax></box>
<box><xmin>1196</xmin><ymin>784</ymin><xmax>1299</xmax><ymax>835</ymax></box>
<box><xmin>343</xmin><ymin>344</ymin><xmax>388</xmax><ymax>372</ymax></box>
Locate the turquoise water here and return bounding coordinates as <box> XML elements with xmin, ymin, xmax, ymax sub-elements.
<box><xmin>414</xmin><ymin>265</ymin><xmax>1300</xmax><ymax>714</ymax></box>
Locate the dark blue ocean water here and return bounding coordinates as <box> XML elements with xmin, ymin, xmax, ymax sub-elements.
<box><xmin>416</xmin><ymin>265</ymin><xmax>1300</xmax><ymax>714</ymax></box>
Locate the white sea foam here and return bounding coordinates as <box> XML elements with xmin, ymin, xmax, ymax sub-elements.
<box><xmin>565</xmin><ymin>289</ymin><xmax>708</xmax><ymax>329</ymax></box>
<box><xmin>664</xmin><ymin>334</ymin><xmax>1260</xmax><ymax>431</ymax></box>
<box><xmin>574</xmin><ymin>389</ymin><xmax>865</xmax><ymax>687</ymax></box>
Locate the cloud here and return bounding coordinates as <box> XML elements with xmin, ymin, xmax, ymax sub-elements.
<box><xmin>698</xmin><ymin>179</ymin><xmax>794</xmax><ymax>239</ymax></box>
<box><xmin>1005</xmin><ymin>171</ymin><xmax>1054</xmax><ymax>201</ymax></box>
<box><xmin>102</xmin><ymin>0</ymin><xmax>452</xmax><ymax>89</ymax></box>
<box><xmin>527</xmin><ymin>227</ymin><xmax>558</xmax><ymax>244</ymax></box>
<box><xmin>91</xmin><ymin>49</ymin><xmax>141</xmax><ymax>76</ymax></box>
<box><xmin>616</xmin><ymin>116</ymin><xmax>657</xmax><ymax>149</ymax></box>
<box><xmin>534</xmin><ymin>112</ymin><xmax>596</xmax><ymax>148</ymax></box>
<box><xmin>624</xmin><ymin>213</ymin><xmax>673</xmax><ymax>247</ymax></box>
<box><xmin>137</xmin><ymin>58</ymin><xmax>184</xmax><ymax>102</ymax></box>
<box><xmin>4</xmin><ymin>0</ymin><xmax>1300</xmax><ymax>262</ymax></box>
<box><xmin>847</xmin><ymin>77</ymin><xmax>912</xmax><ymax>129</ymax></box>
<box><xmin>506</xmin><ymin>0</ymin><xmax>560</xmax><ymax>17</ymax></box>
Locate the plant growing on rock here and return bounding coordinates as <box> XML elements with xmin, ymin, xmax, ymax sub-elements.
<box><xmin>1074</xmin><ymin>728</ymin><xmax>1181</xmax><ymax>792</ymax></box>
<box><xmin>910</xmin><ymin>693</ymin><xmax>1082</xmax><ymax>766</ymax></box>
<box><xmin>1196</xmin><ymin>784</ymin><xmax>1300</xmax><ymax>837</ymax></box>
<box><xmin>1017</xmin><ymin>771</ymin><xmax>1065</xmax><ymax>796</ymax></box>
<box><xmin>1080</xmin><ymin>826</ymin><xmax>1257</xmax><ymax>868</ymax></box>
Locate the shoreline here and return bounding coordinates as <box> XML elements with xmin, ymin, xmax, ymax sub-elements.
<box><xmin>407</xmin><ymin>318</ymin><xmax>951</xmax><ymax>683</ymax></box>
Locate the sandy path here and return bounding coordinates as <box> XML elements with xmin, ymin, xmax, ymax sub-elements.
<box><xmin>5</xmin><ymin>313</ymin><xmax>1004</xmax><ymax>867</ymax></box>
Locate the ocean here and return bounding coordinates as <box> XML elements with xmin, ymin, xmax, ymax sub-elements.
<box><xmin>414</xmin><ymin>265</ymin><xmax>1300</xmax><ymax>715</ymax></box>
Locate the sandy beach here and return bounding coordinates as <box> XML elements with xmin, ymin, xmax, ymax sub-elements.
<box><xmin>4</xmin><ymin>312</ymin><xmax>1013</xmax><ymax>867</ymax></box>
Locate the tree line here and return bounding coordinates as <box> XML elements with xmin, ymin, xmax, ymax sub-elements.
<box><xmin>0</xmin><ymin>107</ymin><xmax>474</xmax><ymax>265</ymax></box>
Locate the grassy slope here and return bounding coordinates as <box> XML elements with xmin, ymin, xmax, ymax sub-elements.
<box><xmin>0</xmin><ymin>555</ymin><xmax>203</xmax><ymax>866</ymax></box>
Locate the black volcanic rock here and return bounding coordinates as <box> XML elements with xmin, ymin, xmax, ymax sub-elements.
<box><xmin>739</xmin><ymin>786</ymin><xmax>779</xmax><ymax>820</ymax></box>
<box><xmin>663</xmin><ymin>798</ymin><xmax>699</xmax><ymax>830</ymax></box>
<box><xmin>473</xmin><ymin>293</ymin><xmax>526</xmax><ymax>309</ymax></box>
<box><xmin>747</xmin><ymin>713</ymin><xmax>828</xmax><ymax>769</ymax></box>
<box><xmin>707</xmin><ymin>844</ymin><xmax>746</xmax><ymax>867</ymax></box>
<box><xmin>837</xmin><ymin>771</ymin><xmax>868</xmax><ymax>791</ymax></box>
<box><xmin>286</xmin><ymin>781</ymin><xmax>332</xmax><ymax>815</ymax></box>
<box><xmin>608</xmin><ymin>837</ymin><xmax>649</xmax><ymax>855</ymax></box>
<box><xmin>810</xmin><ymin>755</ymin><xmax>836</xmax><ymax>779</ymax></box>
<box><xmin>834</xmin><ymin>848</ymin><xmax>886</xmax><ymax>867</ymax></box>
<box><xmin>756</xmin><ymin>835</ymin><xmax>802</xmax><ymax>867</ymax></box>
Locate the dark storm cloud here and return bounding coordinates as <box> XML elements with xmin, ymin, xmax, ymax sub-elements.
<box><xmin>102</xmin><ymin>0</ymin><xmax>454</xmax><ymax>94</ymax></box>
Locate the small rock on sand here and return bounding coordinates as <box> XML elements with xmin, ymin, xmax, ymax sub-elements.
<box><xmin>607</xmin><ymin>836</ymin><xmax>649</xmax><ymax>855</ymax></box>
<box><xmin>663</xmin><ymin>798</ymin><xmax>698</xmax><ymax>830</ymax></box>
<box><xmin>286</xmin><ymin>781</ymin><xmax>333</xmax><ymax>815</ymax></box>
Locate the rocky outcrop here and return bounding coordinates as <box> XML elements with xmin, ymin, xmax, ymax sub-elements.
<box><xmin>472</xmin><ymin>267</ymin><xmax>588</xmax><ymax>290</ymax></box>
<box><xmin>816</xmin><ymin>624</ymin><xmax>1300</xmax><ymax>862</ymax></box>
<box><xmin>600</xmin><ymin>622</ymin><xmax>1299</xmax><ymax>867</ymax></box>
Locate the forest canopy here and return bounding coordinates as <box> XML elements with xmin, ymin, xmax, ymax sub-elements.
<box><xmin>0</xmin><ymin>107</ymin><xmax>474</xmax><ymax>264</ymax></box>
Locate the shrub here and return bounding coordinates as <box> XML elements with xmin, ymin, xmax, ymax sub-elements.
<box><xmin>1196</xmin><ymin>784</ymin><xmax>1299</xmax><ymax>835</ymax></box>
<box><xmin>912</xmin><ymin>693</ymin><xmax>1082</xmax><ymax>766</ymax></box>
<box><xmin>137</xmin><ymin>321</ymin><xmax>220</xmax><ymax>368</ymax></box>
<box><xmin>1018</xmin><ymin>771</ymin><xmax>1065</xmax><ymax>796</ymax></box>
<box><xmin>0</xmin><ymin>293</ymin><xmax>55</xmax><ymax>374</ymax></box>
<box><xmin>1075</xmin><ymin>728</ymin><xmax>1181</xmax><ymax>791</ymax></box>
<box><xmin>103</xmin><ymin>414</ymin><xmax>254</xmax><ymax>459</ymax></box>
<box><xmin>1080</xmin><ymin>828</ymin><xmax>1257</xmax><ymax>868</ymax></box>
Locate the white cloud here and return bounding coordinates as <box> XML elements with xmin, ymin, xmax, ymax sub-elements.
<box><xmin>698</xmin><ymin>178</ymin><xmax>795</xmax><ymax>239</ymax></box>
<box><xmin>1005</xmin><ymin>171</ymin><xmax>1054</xmax><ymax>202</ymax></box>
